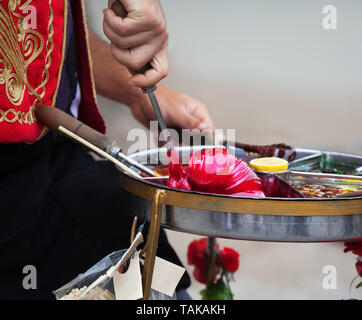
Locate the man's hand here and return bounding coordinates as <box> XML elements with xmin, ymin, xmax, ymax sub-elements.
<box><xmin>103</xmin><ymin>0</ymin><xmax>168</xmax><ymax>88</ymax></box>
<box><xmin>130</xmin><ymin>85</ymin><xmax>214</xmax><ymax>132</ymax></box>
<box><xmin>88</xmin><ymin>31</ymin><xmax>214</xmax><ymax>133</ymax></box>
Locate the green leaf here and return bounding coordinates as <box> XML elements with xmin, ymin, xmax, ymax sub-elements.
<box><xmin>200</xmin><ymin>279</ymin><xmax>234</xmax><ymax>300</ymax></box>
<box><xmin>356</xmin><ymin>281</ymin><xmax>362</xmax><ymax>289</ymax></box>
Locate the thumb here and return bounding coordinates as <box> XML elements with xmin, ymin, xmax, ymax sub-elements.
<box><xmin>168</xmin><ymin>110</ymin><xmax>202</xmax><ymax>131</ymax></box>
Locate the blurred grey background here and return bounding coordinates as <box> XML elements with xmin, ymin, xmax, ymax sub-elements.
<box><xmin>86</xmin><ymin>0</ymin><xmax>362</xmax><ymax>155</ymax></box>
<box><xmin>84</xmin><ymin>1</ymin><xmax>362</xmax><ymax>299</ymax></box>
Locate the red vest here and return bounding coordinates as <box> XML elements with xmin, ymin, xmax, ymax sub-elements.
<box><xmin>0</xmin><ymin>0</ymin><xmax>105</xmax><ymax>143</ymax></box>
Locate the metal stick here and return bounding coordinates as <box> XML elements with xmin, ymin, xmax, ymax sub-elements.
<box><xmin>143</xmin><ymin>86</ymin><xmax>173</xmax><ymax>151</ymax></box>
<box><xmin>116</xmin><ymin>151</ymin><xmax>158</xmax><ymax>177</ymax></box>
<box><xmin>58</xmin><ymin>126</ymin><xmax>142</xmax><ymax>179</ymax></box>
<box><xmin>207</xmin><ymin>236</ymin><xmax>217</xmax><ymax>289</ymax></box>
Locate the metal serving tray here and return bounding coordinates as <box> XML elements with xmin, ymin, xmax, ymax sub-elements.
<box><xmin>120</xmin><ymin>146</ymin><xmax>362</xmax><ymax>243</ymax></box>
<box><xmin>289</xmin><ymin>150</ymin><xmax>362</xmax><ymax>176</ymax></box>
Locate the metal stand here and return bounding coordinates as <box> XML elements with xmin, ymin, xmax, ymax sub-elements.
<box><xmin>141</xmin><ymin>190</ymin><xmax>219</xmax><ymax>299</ymax></box>
<box><xmin>207</xmin><ymin>237</ymin><xmax>217</xmax><ymax>289</ymax></box>
<box><xmin>142</xmin><ymin>189</ymin><xmax>166</xmax><ymax>300</ymax></box>
<box><xmin>119</xmin><ymin>171</ymin><xmax>362</xmax><ymax>300</ymax></box>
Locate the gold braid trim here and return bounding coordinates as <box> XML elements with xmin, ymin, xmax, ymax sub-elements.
<box><xmin>33</xmin><ymin>0</ymin><xmax>53</xmax><ymax>103</ymax></box>
<box><xmin>0</xmin><ymin>0</ymin><xmax>57</xmax><ymax>126</ymax></box>
<box><xmin>36</xmin><ymin>0</ymin><xmax>67</xmax><ymax>141</ymax></box>
<box><xmin>0</xmin><ymin>105</ymin><xmax>34</xmax><ymax>124</ymax></box>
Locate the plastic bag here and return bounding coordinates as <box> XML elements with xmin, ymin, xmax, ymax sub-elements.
<box><xmin>53</xmin><ymin>250</ymin><xmax>126</xmax><ymax>300</ymax></box>
<box><xmin>53</xmin><ymin>250</ymin><xmax>179</xmax><ymax>300</ymax></box>
<box><xmin>169</xmin><ymin>148</ymin><xmax>265</xmax><ymax>197</ymax></box>
<box><xmin>149</xmin><ymin>289</ymin><xmax>177</xmax><ymax>300</ymax></box>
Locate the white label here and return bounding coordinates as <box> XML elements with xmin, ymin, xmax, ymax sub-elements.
<box><xmin>151</xmin><ymin>257</ymin><xmax>185</xmax><ymax>297</ymax></box>
<box><xmin>113</xmin><ymin>251</ymin><xmax>143</xmax><ymax>300</ymax></box>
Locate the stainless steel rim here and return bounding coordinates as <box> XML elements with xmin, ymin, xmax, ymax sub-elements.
<box><xmin>120</xmin><ymin>146</ymin><xmax>362</xmax><ymax>242</ymax></box>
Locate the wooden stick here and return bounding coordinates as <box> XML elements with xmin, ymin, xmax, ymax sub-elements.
<box><xmin>130</xmin><ymin>216</ymin><xmax>138</xmax><ymax>244</ymax></box>
<box><xmin>58</xmin><ymin>126</ymin><xmax>142</xmax><ymax>180</ymax></box>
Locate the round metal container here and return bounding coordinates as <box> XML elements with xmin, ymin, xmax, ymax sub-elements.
<box><xmin>119</xmin><ymin>146</ymin><xmax>362</xmax><ymax>243</ymax></box>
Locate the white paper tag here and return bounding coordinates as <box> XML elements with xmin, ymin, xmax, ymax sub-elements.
<box><xmin>113</xmin><ymin>251</ymin><xmax>143</xmax><ymax>300</ymax></box>
<box><xmin>151</xmin><ymin>257</ymin><xmax>186</xmax><ymax>297</ymax></box>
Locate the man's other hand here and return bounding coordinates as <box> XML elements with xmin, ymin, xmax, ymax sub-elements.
<box><xmin>104</xmin><ymin>0</ymin><xmax>168</xmax><ymax>88</ymax></box>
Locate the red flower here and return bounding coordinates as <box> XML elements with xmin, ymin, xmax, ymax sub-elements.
<box><xmin>187</xmin><ymin>238</ymin><xmax>219</xmax><ymax>266</ymax></box>
<box><xmin>187</xmin><ymin>238</ymin><xmax>224</xmax><ymax>285</ymax></box>
<box><xmin>187</xmin><ymin>238</ymin><xmax>207</xmax><ymax>265</ymax></box>
<box><xmin>344</xmin><ymin>241</ymin><xmax>362</xmax><ymax>256</ymax></box>
<box><xmin>344</xmin><ymin>241</ymin><xmax>362</xmax><ymax>281</ymax></box>
<box><xmin>218</xmin><ymin>247</ymin><xmax>240</xmax><ymax>273</ymax></box>
<box><xmin>193</xmin><ymin>261</ymin><xmax>219</xmax><ymax>285</ymax></box>
<box><xmin>193</xmin><ymin>266</ymin><xmax>208</xmax><ymax>284</ymax></box>
<box><xmin>356</xmin><ymin>260</ymin><xmax>362</xmax><ymax>277</ymax></box>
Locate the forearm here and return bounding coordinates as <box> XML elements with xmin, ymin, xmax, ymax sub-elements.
<box><xmin>88</xmin><ymin>29</ymin><xmax>143</xmax><ymax>106</ymax></box>
<box><xmin>88</xmin><ymin>31</ymin><xmax>213</xmax><ymax>132</ymax></box>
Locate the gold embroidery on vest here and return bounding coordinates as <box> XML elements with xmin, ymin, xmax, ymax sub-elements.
<box><xmin>34</xmin><ymin>1</ymin><xmax>53</xmax><ymax>104</ymax></box>
<box><xmin>0</xmin><ymin>0</ymin><xmax>55</xmax><ymax>125</ymax></box>
<box><xmin>0</xmin><ymin>105</ymin><xmax>34</xmax><ymax>124</ymax></box>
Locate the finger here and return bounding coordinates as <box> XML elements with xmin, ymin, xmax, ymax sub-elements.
<box><xmin>129</xmin><ymin>47</ymin><xmax>168</xmax><ymax>87</ymax></box>
<box><xmin>104</xmin><ymin>8</ymin><xmax>163</xmax><ymax>37</ymax></box>
<box><xmin>104</xmin><ymin>9</ymin><xmax>145</xmax><ymax>37</ymax></box>
<box><xmin>110</xmin><ymin>33</ymin><xmax>167</xmax><ymax>72</ymax></box>
<box><xmin>165</xmin><ymin>104</ymin><xmax>201</xmax><ymax>130</ymax></box>
<box><xmin>191</xmin><ymin>107</ymin><xmax>214</xmax><ymax>131</ymax></box>
<box><xmin>104</xmin><ymin>20</ymin><xmax>156</xmax><ymax>50</ymax></box>
<box><xmin>176</xmin><ymin>113</ymin><xmax>201</xmax><ymax>131</ymax></box>
<box><xmin>183</xmin><ymin>99</ymin><xmax>214</xmax><ymax>131</ymax></box>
